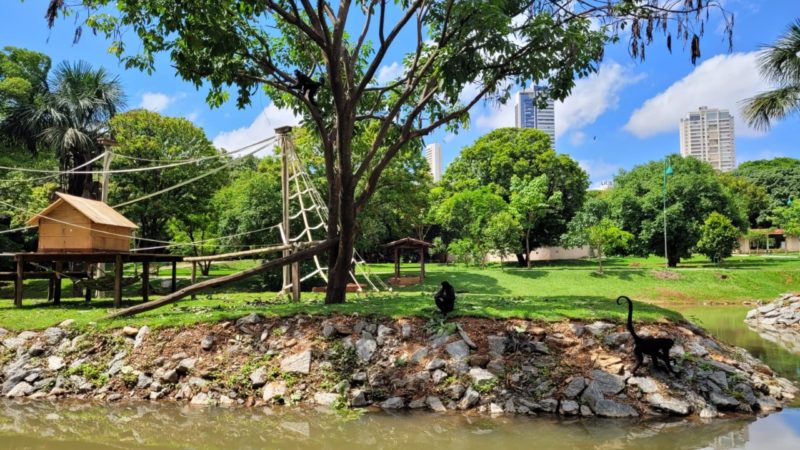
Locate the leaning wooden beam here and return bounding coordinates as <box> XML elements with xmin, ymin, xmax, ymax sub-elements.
<box><xmin>182</xmin><ymin>241</ymin><xmax>323</xmax><ymax>263</ymax></box>
<box><xmin>104</xmin><ymin>239</ymin><xmax>337</xmax><ymax>319</ymax></box>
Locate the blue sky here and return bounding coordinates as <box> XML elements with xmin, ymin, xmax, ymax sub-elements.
<box><xmin>2</xmin><ymin>0</ymin><xmax>799</xmax><ymax>187</ymax></box>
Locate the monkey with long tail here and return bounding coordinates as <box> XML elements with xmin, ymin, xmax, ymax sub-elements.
<box><xmin>617</xmin><ymin>295</ymin><xmax>677</xmax><ymax>375</ymax></box>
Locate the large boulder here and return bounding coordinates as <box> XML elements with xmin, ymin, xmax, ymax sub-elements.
<box><xmin>281</xmin><ymin>350</ymin><xmax>312</xmax><ymax>374</ymax></box>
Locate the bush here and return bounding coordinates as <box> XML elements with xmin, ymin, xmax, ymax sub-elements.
<box><xmin>696</xmin><ymin>212</ymin><xmax>740</xmax><ymax>263</ymax></box>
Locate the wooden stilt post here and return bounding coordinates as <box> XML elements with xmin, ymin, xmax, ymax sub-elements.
<box><xmin>84</xmin><ymin>269</ymin><xmax>92</xmax><ymax>302</ymax></box>
<box><xmin>394</xmin><ymin>248</ymin><xmax>400</xmax><ymax>279</ymax></box>
<box><xmin>171</xmin><ymin>261</ymin><xmax>177</xmax><ymax>293</ymax></box>
<box><xmin>190</xmin><ymin>261</ymin><xmax>197</xmax><ymax>300</ymax></box>
<box><xmin>291</xmin><ymin>258</ymin><xmax>301</xmax><ymax>301</ymax></box>
<box><xmin>14</xmin><ymin>258</ymin><xmax>23</xmax><ymax>307</ymax></box>
<box><xmin>47</xmin><ymin>276</ymin><xmax>54</xmax><ymax>302</ymax></box>
<box><xmin>114</xmin><ymin>254</ymin><xmax>123</xmax><ymax>308</ymax></box>
<box><xmin>420</xmin><ymin>247</ymin><xmax>425</xmax><ymax>282</ymax></box>
<box><xmin>53</xmin><ymin>261</ymin><xmax>62</xmax><ymax>305</ymax></box>
<box><xmin>142</xmin><ymin>261</ymin><xmax>150</xmax><ymax>303</ymax></box>
<box><xmin>276</xmin><ymin>125</ymin><xmax>296</xmax><ymax>299</ymax></box>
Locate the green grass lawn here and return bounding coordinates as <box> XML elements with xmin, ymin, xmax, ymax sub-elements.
<box><xmin>0</xmin><ymin>254</ymin><xmax>797</xmax><ymax>331</ymax></box>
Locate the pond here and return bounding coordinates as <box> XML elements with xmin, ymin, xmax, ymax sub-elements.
<box><xmin>1</xmin><ymin>304</ymin><xmax>799</xmax><ymax>450</ymax></box>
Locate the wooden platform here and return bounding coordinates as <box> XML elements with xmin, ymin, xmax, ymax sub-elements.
<box><xmin>1</xmin><ymin>252</ymin><xmax>183</xmax><ymax>308</ymax></box>
<box><xmin>387</xmin><ymin>276</ymin><xmax>423</xmax><ymax>286</ymax></box>
<box><xmin>311</xmin><ymin>283</ymin><xmax>363</xmax><ymax>293</ymax></box>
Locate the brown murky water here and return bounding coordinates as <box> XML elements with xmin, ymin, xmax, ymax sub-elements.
<box><xmin>1</xmin><ymin>304</ymin><xmax>799</xmax><ymax>450</ymax></box>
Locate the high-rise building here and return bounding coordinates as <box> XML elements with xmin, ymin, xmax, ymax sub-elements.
<box><xmin>425</xmin><ymin>143</ymin><xmax>442</xmax><ymax>182</ymax></box>
<box><xmin>515</xmin><ymin>86</ymin><xmax>556</xmax><ymax>146</ymax></box>
<box><xmin>679</xmin><ymin>106</ymin><xmax>736</xmax><ymax>172</ymax></box>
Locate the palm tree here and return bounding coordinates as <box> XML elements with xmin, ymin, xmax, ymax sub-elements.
<box><xmin>743</xmin><ymin>20</ymin><xmax>800</xmax><ymax>131</ymax></box>
<box><xmin>2</xmin><ymin>61</ymin><xmax>125</xmax><ymax>196</ymax></box>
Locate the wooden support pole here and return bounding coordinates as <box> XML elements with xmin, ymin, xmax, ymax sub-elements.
<box><xmin>191</xmin><ymin>261</ymin><xmax>197</xmax><ymax>300</ymax></box>
<box><xmin>420</xmin><ymin>247</ymin><xmax>425</xmax><ymax>282</ymax></box>
<box><xmin>84</xmin><ymin>270</ymin><xmax>92</xmax><ymax>303</ymax></box>
<box><xmin>53</xmin><ymin>262</ymin><xmax>62</xmax><ymax>305</ymax></box>
<box><xmin>114</xmin><ymin>254</ymin><xmax>123</xmax><ymax>308</ymax></box>
<box><xmin>278</xmin><ymin>126</ymin><xmax>292</xmax><ymax>296</ymax></box>
<box><xmin>171</xmin><ymin>261</ymin><xmax>177</xmax><ymax>293</ymax></box>
<box><xmin>14</xmin><ymin>258</ymin><xmax>23</xmax><ymax>307</ymax></box>
<box><xmin>47</xmin><ymin>277</ymin><xmax>54</xmax><ymax>302</ymax></box>
<box><xmin>142</xmin><ymin>261</ymin><xmax>150</xmax><ymax>303</ymax></box>
<box><xmin>394</xmin><ymin>248</ymin><xmax>400</xmax><ymax>279</ymax></box>
<box><xmin>291</xmin><ymin>260</ymin><xmax>300</xmax><ymax>301</ymax></box>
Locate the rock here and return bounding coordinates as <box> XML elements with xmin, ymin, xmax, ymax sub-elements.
<box><xmin>314</xmin><ymin>392</ymin><xmax>339</xmax><ymax>406</ymax></box>
<box><xmin>58</xmin><ymin>319</ymin><xmax>75</xmax><ymax>328</ymax></box>
<box><xmin>489</xmin><ymin>403</ymin><xmax>504</xmax><ymax>416</ymax></box>
<box><xmin>709</xmin><ymin>371</ymin><xmax>729</xmax><ymax>390</ymax></box>
<box><xmin>401</xmin><ymin>324</ymin><xmax>412</xmax><ymax>339</ymax></box>
<box><xmin>469</xmin><ymin>355</ymin><xmax>490</xmax><ymax>368</ymax></box>
<box><xmin>43</xmin><ymin>327</ymin><xmax>66</xmax><ymax>345</ymax></box>
<box><xmin>425</xmin><ymin>358</ymin><xmax>446</xmax><ymax>371</ymax></box>
<box><xmin>560</xmin><ymin>400</ymin><xmax>580</xmax><ymax>415</ymax></box>
<box><xmin>322</xmin><ymin>323</ymin><xmax>336</xmax><ymax>339</ymax></box>
<box><xmin>6</xmin><ymin>381</ymin><xmax>33</xmax><ymax>398</ymax></box>
<box><xmin>107</xmin><ymin>393</ymin><xmax>123</xmax><ymax>402</ymax></box>
<box><xmin>190</xmin><ymin>392</ymin><xmax>212</xmax><ymax>406</ymax></box>
<box><xmin>250</xmin><ymin>367</ymin><xmax>268</xmax><ymax>388</ymax></box>
<box><xmin>562</xmin><ymin>377</ymin><xmax>587</xmax><ymax>399</ymax></box>
<box><xmin>200</xmin><ymin>335</ymin><xmax>215</xmax><ymax>351</ymax></box>
<box><xmin>699</xmin><ymin>406</ymin><xmax>719</xmax><ymax>418</ymax></box>
<box><xmin>47</xmin><ymin>356</ymin><xmax>65</xmax><ymax>371</ymax></box>
<box><xmin>628</xmin><ymin>376</ymin><xmax>659</xmax><ymax>394</ymax></box>
<box><xmin>177</xmin><ymin>358</ymin><xmax>197</xmax><ymax>375</ymax></box>
<box><xmin>377</xmin><ymin>324</ymin><xmax>394</xmax><ymax>339</ymax></box>
<box><xmin>122</xmin><ymin>326</ymin><xmax>139</xmax><ymax>337</ymax></box>
<box><xmin>410</xmin><ymin>347</ymin><xmax>429</xmax><ymax>363</ymax></box>
<box><xmin>756</xmin><ymin>394</ymin><xmax>781</xmax><ymax>413</ymax></box>
<box><xmin>456</xmin><ymin>324</ymin><xmax>478</xmax><ymax>349</ymax></box>
<box><xmin>160</xmin><ymin>369</ymin><xmax>179</xmax><ymax>383</ymax></box>
<box><xmin>134</xmin><ymin>326</ymin><xmax>149</xmax><ymax>349</ymax></box>
<box><xmin>188</xmin><ymin>377</ymin><xmax>208</xmax><ymax>388</ymax></box>
<box><xmin>593</xmin><ymin>399</ymin><xmax>639</xmax><ymax>418</ymax></box>
<box><xmin>409</xmin><ymin>397</ymin><xmax>427</xmax><ymax>409</ymax></box>
<box><xmin>427</xmin><ymin>396</ymin><xmax>447</xmax><ymax>412</ymax></box>
<box><xmin>263</xmin><ymin>381</ymin><xmax>287</xmax><ymax>401</ymax></box>
<box><xmin>580</xmin><ymin>405</ymin><xmax>593</xmax><ymax>416</ymax></box>
<box><xmin>381</xmin><ymin>397</ymin><xmax>405</xmax><ymax>409</ymax></box>
<box><xmin>589</xmin><ymin>369</ymin><xmax>626</xmax><ymax>395</ymax></box>
<box><xmin>355</xmin><ymin>337</ymin><xmax>377</xmax><ymax>362</ymax></box>
<box><xmin>647</xmin><ymin>393</ymin><xmax>691</xmax><ymax>415</ymax></box>
<box><xmin>218</xmin><ymin>395</ymin><xmax>235</xmax><ymax>407</ymax></box>
<box><xmin>235</xmin><ymin>313</ymin><xmax>263</xmax><ymax>333</ymax></box>
<box><xmin>487</xmin><ymin>335</ymin><xmax>507</xmax><ymax>356</ymax></box>
<box><xmin>281</xmin><ymin>350</ymin><xmax>311</xmax><ymax>374</ymax></box>
<box><xmin>2</xmin><ymin>337</ymin><xmax>25</xmax><ymax>351</ymax></box>
<box><xmin>28</xmin><ymin>344</ymin><xmax>45</xmax><ymax>356</ymax></box>
<box><xmin>431</xmin><ymin>334</ymin><xmax>450</xmax><ymax>348</ymax></box>
<box><xmin>349</xmin><ymin>389</ymin><xmax>370</xmax><ymax>407</ymax></box>
<box><xmin>532</xmin><ymin>341</ymin><xmax>550</xmax><ymax>354</ymax></box>
<box><xmin>709</xmin><ymin>391</ymin><xmax>740</xmax><ymax>409</ymax></box>
<box><xmin>136</xmin><ymin>373</ymin><xmax>153</xmax><ymax>389</ymax></box>
<box><xmin>445</xmin><ymin>340</ymin><xmax>470</xmax><ymax>360</ymax></box>
<box><xmin>585</xmin><ymin>321</ymin><xmax>615</xmax><ymax>336</ymax></box>
<box><xmin>18</xmin><ymin>331</ymin><xmax>37</xmax><ymax>340</ymax></box>
<box><xmin>447</xmin><ymin>383</ymin><xmax>466</xmax><ymax>400</ymax></box>
<box><xmin>685</xmin><ymin>341</ymin><xmax>708</xmax><ymax>357</ymax></box>
<box><xmin>457</xmin><ymin>387</ymin><xmax>480</xmax><ymax>410</ymax></box>
<box><xmin>432</xmin><ymin>369</ymin><xmax>448</xmax><ymax>384</ymax></box>
<box><xmin>469</xmin><ymin>367</ymin><xmax>496</xmax><ymax>385</ymax></box>
<box><xmin>604</xmin><ymin>332</ymin><xmax>631</xmax><ymax>347</ymax></box>
<box><xmin>334</xmin><ymin>323</ymin><xmax>353</xmax><ymax>335</ymax></box>
<box><xmin>351</xmin><ymin>372</ymin><xmax>367</xmax><ymax>382</ymax></box>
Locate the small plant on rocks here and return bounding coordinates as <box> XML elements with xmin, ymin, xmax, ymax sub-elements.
<box><xmin>67</xmin><ymin>363</ymin><xmax>109</xmax><ymax>387</ymax></box>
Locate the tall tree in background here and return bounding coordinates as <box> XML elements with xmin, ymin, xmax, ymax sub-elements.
<box><xmin>743</xmin><ymin>19</ymin><xmax>800</xmax><ymax>130</ymax></box>
<box><xmin>0</xmin><ymin>46</ymin><xmax>51</xmax><ymax>153</ymax></box>
<box><xmin>510</xmin><ymin>174</ymin><xmax>562</xmax><ymax>267</ymax></box>
<box><xmin>735</xmin><ymin>158</ymin><xmax>800</xmax><ymax>225</ymax></box>
<box><xmin>46</xmin><ymin>0</ymin><xmax>732</xmax><ymax>304</ymax></box>
<box><xmin>2</xmin><ymin>60</ymin><xmax>124</xmax><ymax>196</ymax></box>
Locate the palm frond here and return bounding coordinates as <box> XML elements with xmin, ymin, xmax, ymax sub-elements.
<box><xmin>741</xmin><ymin>85</ymin><xmax>800</xmax><ymax>131</ymax></box>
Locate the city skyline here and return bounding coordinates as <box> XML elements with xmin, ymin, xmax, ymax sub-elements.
<box><xmin>680</xmin><ymin>106</ymin><xmax>737</xmax><ymax>172</ymax></box>
<box><xmin>515</xmin><ymin>86</ymin><xmax>556</xmax><ymax>146</ymax></box>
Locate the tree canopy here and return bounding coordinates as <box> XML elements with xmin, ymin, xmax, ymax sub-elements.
<box><xmin>735</xmin><ymin>158</ymin><xmax>800</xmax><ymax>225</ymax></box>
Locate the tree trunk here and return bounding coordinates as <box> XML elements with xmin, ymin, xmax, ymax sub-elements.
<box><xmin>525</xmin><ymin>230</ymin><xmax>531</xmax><ymax>269</ymax></box>
<box><xmin>325</xmin><ymin>192</ymin><xmax>356</xmax><ymax>304</ymax></box>
<box><xmin>667</xmin><ymin>253</ymin><xmax>680</xmax><ymax>267</ymax></box>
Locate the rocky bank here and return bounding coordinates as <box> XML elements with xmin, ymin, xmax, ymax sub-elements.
<box><xmin>1</xmin><ymin>314</ymin><xmax>797</xmax><ymax>418</ymax></box>
<box><xmin>745</xmin><ymin>293</ymin><xmax>800</xmax><ymax>354</ymax></box>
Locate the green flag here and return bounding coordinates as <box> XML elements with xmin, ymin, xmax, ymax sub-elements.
<box><xmin>665</xmin><ymin>165</ymin><xmax>673</xmax><ymax>175</ymax></box>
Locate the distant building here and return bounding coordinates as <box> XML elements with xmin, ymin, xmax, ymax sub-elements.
<box><xmin>592</xmin><ymin>180</ymin><xmax>614</xmax><ymax>192</ymax></box>
<box><xmin>515</xmin><ymin>86</ymin><xmax>556</xmax><ymax>146</ymax></box>
<box><xmin>679</xmin><ymin>106</ymin><xmax>736</xmax><ymax>172</ymax></box>
<box><xmin>425</xmin><ymin>143</ymin><xmax>442</xmax><ymax>182</ymax></box>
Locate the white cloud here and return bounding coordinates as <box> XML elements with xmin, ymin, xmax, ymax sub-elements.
<box><xmin>555</xmin><ymin>62</ymin><xmax>644</xmax><ymax>138</ymax></box>
<box><xmin>138</xmin><ymin>92</ymin><xmax>184</xmax><ymax>113</ymax></box>
<box><xmin>475</xmin><ymin>98</ymin><xmax>515</xmax><ymax>129</ymax></box>
<box><xmin>185</xmin><ymin>110</ymin><xmax>200</xmax><ymax>123</ymax></box>
<box><xmin>212</xmin><ymin>104</ymin><xmax>301</xmax><ymax>153</ymax></box>
<box><xmin>376</xmin><ymin>62</ymin><xmax>403</xmax><ymax>84</ymax></box>
<box><xmin>579</xmin><ymin>159</ymin><xmax>622</xmax><ymax>188</ymax></box>
<box><xmin>569</xmin><ymin>131</ymin><xmax>586</xmax><ymax>146</ymax></box>
<box><xmin>625</xmin><ymin>52</ymin><xmax>769</xmax><ymax>138</ymax></box>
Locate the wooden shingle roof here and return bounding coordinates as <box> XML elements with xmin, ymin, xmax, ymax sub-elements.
<box><xmin>26</xmin><ymin>192</ymin><xmax>138</xmax><ymax>229</ymax></box>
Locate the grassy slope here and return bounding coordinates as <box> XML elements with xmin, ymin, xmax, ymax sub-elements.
<box><xmin>0</xmin><ymin>255</ymin><xmax>797</xmax><ymax>331</ymax></box>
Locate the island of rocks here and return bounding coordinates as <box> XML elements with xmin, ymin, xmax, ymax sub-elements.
<box><xmin>1</xmin><ymin>314</ymin><xmax>797</xmax><ymax>419</ymax></box>
<box><xmin>746</xmin><ymin>293</ymin><xmax>800</xmax><ymax>354</ymax></box>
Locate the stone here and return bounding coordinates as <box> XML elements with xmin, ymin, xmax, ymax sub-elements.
<box><xmin>685</xmin><ymin>342</ymin><xmax>708</xmax><ymax>357</ymax></box>
<box><xmin>236</xmin><ymin>313</ymin><xmax>263</xmax><ymax>332</ymax></box>
<box><xmin>709</xmin><ymin>391</ymin><xmax>740</xmax><ymax>409</ymax></box>
<box><xmin>425</xmin><ymin>358</ymin><xmax>446</xmax><ymax>371</ymax></box>
<box><xmin>560</xmin><ymin>400</ymin><xmax>580</xmax><ymax>416</ymax></box>
<box><xmin>432</xmin><ymin>369</ymin><xmax>448</xmax><ymax>384</ymax></box>
<box><xmin>409</xmin><ymin>397</ymin><xmax>427</xmax><ymax>409</ymax></box>
<box><xmin>647</xmin><ymin>393</ymin><xmax>691</xmax><ymax>415</ymax></box>
<box><xmin>427</xmin><ymin>396</ymin><xmax>447</xmax><ymax>412</ymax></box>
<box><xmin>401</xmin><ymin>324</ymin><xmax>412</xmax><ymax>339</ymax></box>
<box><xmin>351</xmin><ymin>372</ymin><xmax>367</xmax><ymax>382</ymax></box>
<box><xmin>580</xmin><ymin>405</ymin><xmax>594</xmax><ymax>416</ymax></box>
<box><xmin>381</xmin><ymin>396</ymin><xmax>405</xmax><ymax>409</ymax></box>
<box><xmin>447</xmin><ymin>383</ymin><xmax>466</xmax><ymax>400</ymax></box>
<box><xmin>593</xmin><ymin>399</ymin><xmax>639</xmax><ymax>418</ymax></box>
<box><xmin>134</xmin><ymin>326</ymin><xmax>149</xmax><ymax>349</ymax></box>
<box><xmin>219</xmin><ymin>395</ymin><xmax>235</xmax><ymax>407</ymax></box>
<box><xmin>489</xmin><ymin>402</ymin><xmax>504</xmax><ymax>416</ymax></box>
<box><xmin>410</xmin><ymin>347</ymin><xmax>429</xmax><ymax>363</ymax></box>
<box><xmin>177</xmin><ymin>358</ymin><xmax>197</xmax><ymax>375</ymax></box>
<box><xmin>709</xmin><ymin>371</ymin><xmax>729</xmax><ymax>390</ymax></box>
<box><xmin>349</xmin><ymin>389</ymin><xmax>370</xmax><ymax>407</ymax></box>
<box><xmin>457</xmin><ymin>387</ymin><xmax>480</xmax><ymax>410</ymax></box>
<box><xmin>532</xmin><ymin>341</ymin><xmax>550</xmax><ymax>354</ymax></box>
<box><xmin>58</xmin><ymin>319</ymin><xmax>75</xmax><ymax>328</ymax></box>
<box><xmin>585</xmin><ymin>321</ymin><xmax>615</xmax><ymax>336</ymax></box>
<box><xmin>321</xmin><ymin>322</ymin><xmax>337</xmax><ymax>339</ymax></box>
<box><xmin>190</xmin><ymin>392</ymin><xmax>211</xmax><ymax>406</ymax></box>
<box><xmin>28</xmin><ymin>344</ymin><xmax>45</xmax><ymax>356</ymax></box>
<box><xmin>604</xmin><ymin>332</ymin><xmax>631</xmax><ymax>347</ymax></box>
<box><xmin>160</xmin><ymin>369</ymin><xmax>179</xmax><ymax>383</ymax></box>
<box><xmin>756</xmin><ymin>394</ymin><xmax>781</xmax><ymax>413</ymax></box>
<box><xmin>487</xmin><ymin>335</ymin><xmax>507</xmax><ymax>356</ymax></box>
<box><xmin>122</xmin><ymin>326</ymin><xmax>139</xmax><ymax>337</ymax></box>
<box><xmin>2</xmin><ymin>337</ymin><xmax>25</xmax><ymax>351</ymax></box>
<box><xmin>469</xmin><ymin>367</ymin><xmax>496</xmax><ymax>385</ymax></box>
<box><xmin>445</xmin><ymin>340</ymin><xmax>470</xmax><ymax>360</ymax></box>
<box><xmin>562</xmin><ymin>377</ymin><xmax>587</xmax><ymax>399</ymax></box>
<box><xmin>47</xmin><ymin>356</ymin><xmax>65</xmax><ymax>372</ymax></box>
<box><xmin>6</xmin><ymin>381</ymin><xmax>33</xmax><ymax>398</ymax></box>
<box><xmin>628</xmin><ymin>376</ymin><xmax>659</xmax><ymax>394</ymax></box>
<box><xmin>43</xmin><ymin>327</ymin><xmax>66</xmax><ymax>345</ymax></box>
<box><xmin>539</xmin><ymin>398</ymin><xmax>559</xmax><ymax>413</ymax></box>
<box><xmin>377</xmin><ymin>324</ymin><xmax>394</xmax><ymax>339</ymax></box>
<box><xmin>281</xmin><ymin>350</ymin><xmax>312</xmax><ymax>374</ymax></box>
<box><xmin>263</xmin><ymin>381</ymin><xmax>287</xmax><ymax>401</ymax></box>
<box><xmin>188</xmin><ymin>377</ymin><xmax>208</xmax><ymax>388</ymax></box>
<box><xmin>200</xmin><ymin>335</ymin><xmax>214</xmax><ymax>351</ymax></box>
<box><xmin>589</xmin><ymin>369</ymin><xmax>626</xmax><ymax>395</ymax></box>
<box><xmin>171</xmin><ymin>352</ymin><xmax>189</xmax><ymax>361</ymax></box>
<box><xmin>107</xmin><ymin>393</ymin><xmax>123</xmax><ymax>402</ymax></box>
<box><xmin>250</xmin><ymin>367</ymin><xmax>268</xmax><ymax>388</ymax></box>
<box><xmin>699</xmin><ymin>406</ymin><xmax>719</xmax><ymax>418</ymax></box>
<box><xmin>355</xmin><ymin>337</ymin><xmax>377</xmax><ymax>362</ymax></box>
<box><xmin>431</xmin><ymin>334</ymin><xmax>450</xmax><ymax>348</ymax></box>
<box><xmin>456</xmin><ymin>324</ymin><xmax>478</xmax><ymax>349</ymax></box>
<box><xmin>314</xmin><ymin>392</ymin><xmax>339</xmax><ymax>406</ymax></box>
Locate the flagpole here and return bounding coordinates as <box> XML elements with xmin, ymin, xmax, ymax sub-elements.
<box><xmin>663</xmin><ymin>157</ymin><xmax>669</xmax><ymax>269</ymax></box>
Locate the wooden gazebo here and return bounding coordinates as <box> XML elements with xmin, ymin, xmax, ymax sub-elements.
<box><xmin>383</xmin><ymin>237</ymin><xmax>433</xmax><ymax>286</ymax></box>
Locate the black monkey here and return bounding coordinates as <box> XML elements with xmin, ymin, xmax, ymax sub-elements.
<box><xmin>290</xmin><ymin>70</ymin><xmax>325</xmax><ymax>106</ymax></box>
<box><xmin>434</xmin><ymin>281</ymin><xmax>456</xmax><ymax>316</ymax></box>
<box><xmin>617</xmin><ymin>295</ymin><xmax>677</xmax><ymax>375</ymax></box>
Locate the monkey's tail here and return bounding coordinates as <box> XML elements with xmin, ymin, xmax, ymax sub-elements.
<box><xmin>616</xmin><ymin>295</ymin><xmax>639</xmax><ymax>341</ymax></box>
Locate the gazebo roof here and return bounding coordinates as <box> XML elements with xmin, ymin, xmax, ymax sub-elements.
<box><xmin>383</xmin><ymin>237</ymin><xmax>434</xmax><ymax>249</ymax></box>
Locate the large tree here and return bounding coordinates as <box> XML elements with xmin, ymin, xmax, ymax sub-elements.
<box><xmin>735</xmin><ymin>158</ymin><xmax>800</xmax><ymax>226</ymax></box>
<box><xmin>46</xmin><ymin>0</ymin><xmax>732</xmax><ymax>305</ymax></box>
<box><xmin>608</xmin><ymin>155</ymin><xmax>746</xmax><ymax>267</ymax></box>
